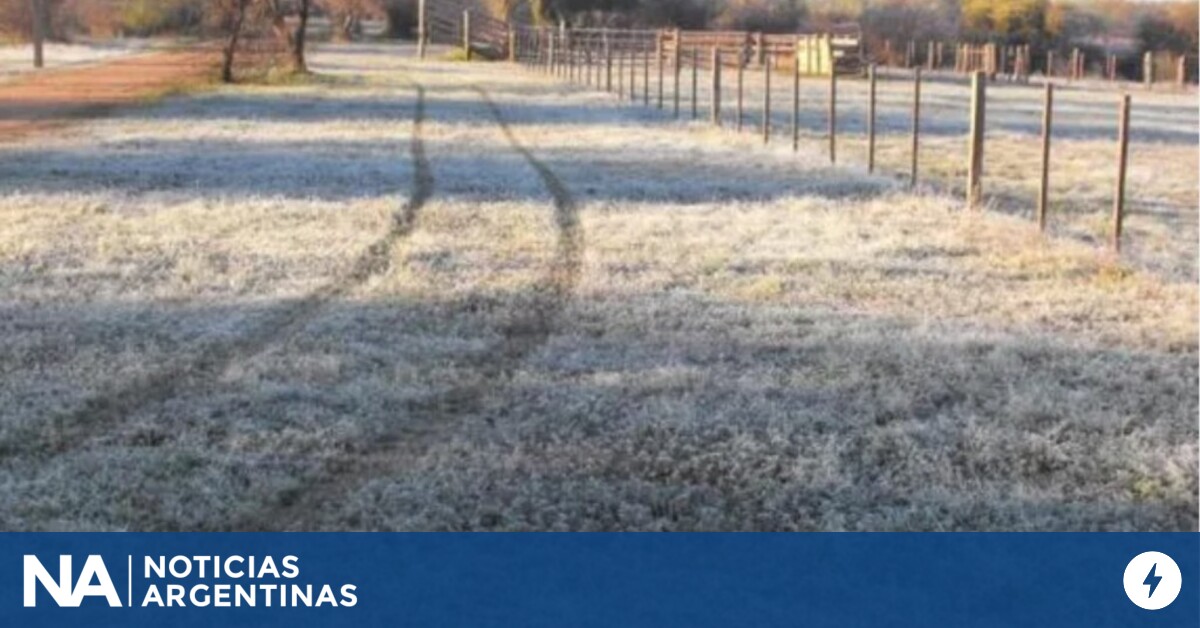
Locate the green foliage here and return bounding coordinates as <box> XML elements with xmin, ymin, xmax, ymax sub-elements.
<box><xmin>962</xmin><ymin>0</ymin><xmax>1046</xmax><ymax>42</ymax></box>
<box><xmin>121</xmin><ymin>0</ymin><xmax>168</xmax><ymax>34</ymax></box>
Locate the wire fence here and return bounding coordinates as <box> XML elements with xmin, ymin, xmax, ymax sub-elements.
<box><xmin>420</xmin><ymin>3</ymin><xmax>1196</xmax><ymax>262</ymax></box>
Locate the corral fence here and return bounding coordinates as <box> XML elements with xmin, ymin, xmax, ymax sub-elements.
<box><xmin>876</xmin><ymin>39</ymin><xmax>1197</xmax><ymax>89</ymax></box>
<box><xmin>424</xmin><ymin>0</ymin><xmax>509</xmax><ymax>60</ymax></box>
<box><xmin>421</xmin><ymin>0</ymin><xmax>865</xmax><ymax>75</ymax></box>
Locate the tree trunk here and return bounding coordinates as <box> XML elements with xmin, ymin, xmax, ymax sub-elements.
<box><xmin>221</xmin><ymin>0</ymin><xmax>250</xmax><ymax>83</ymax></box>
<box><xmin>292</xmin><ymin>0</ymin><xmax>311</xmax><ymax>73</ymax></box>
<box><xmin>30</xmin><ymin>0</ymin><xmax>44</xmax><ymax>69</ymax></box>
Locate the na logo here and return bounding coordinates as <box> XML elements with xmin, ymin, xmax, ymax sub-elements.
<box><xmin>23</xmin><ymin>555</ymin><xmax>122</xmax><ymax>608</ymax></box>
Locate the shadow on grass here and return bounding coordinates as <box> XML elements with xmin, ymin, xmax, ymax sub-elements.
<box><xmin>0</xmin><ymin>287</ymin><xmax>1195</xmax><ymax>532</ymax></box>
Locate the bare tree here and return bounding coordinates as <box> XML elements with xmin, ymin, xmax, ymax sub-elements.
<box><xmin>265</xmin><ymin>0</ymin><xmax>295</xmax><ymax>52</ymax></box>
<box><xmin>261</xmin><ymin>0</ymin><xmax>313</xmax><ymax>73</ymax></box>
<box><xmin>292</xmin><ymin>0</ymin><xmax>311</xmax><ymax>72</ymax></box>
<box><xmin>29</xmin><ymin>0</ymin><xmax>44</xmax><ymax>68</ymax></box>
<box><xmin>219</xmin><ymin>0</ymin><xmax>251</xmax><ymax>83</ymax></box>
<box><xmin>318</xmin><ymin>0</ymin><xmax>384</xmax><ymax>42</ymax></box>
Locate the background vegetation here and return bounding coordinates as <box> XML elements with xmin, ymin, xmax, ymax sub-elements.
<box><xmin>0</xmin><ymin>0</ymin><xmax>1195</xmax><ymax>54</ymax></box>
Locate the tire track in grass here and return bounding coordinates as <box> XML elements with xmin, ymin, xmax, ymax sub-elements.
<box><xmin>245</xmin><ymin>85</ymin><xmax>582</xmax><ymax>530</ymax></box>
<box><xmin>0</xmin><ymin>84</ymin><xmax>433</xmax><ymax>461</ymax></box>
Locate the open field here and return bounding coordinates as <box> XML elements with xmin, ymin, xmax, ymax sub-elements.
<box><xmin>0</xmin><ymin>43</ymin><xmax>1195</xmax><ymax>531</ymax></box>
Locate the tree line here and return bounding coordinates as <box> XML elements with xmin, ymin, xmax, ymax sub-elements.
<box><xmin>3</xmin><ymin>0</ymin><xmax>1196</xmax><ymax>80</ymax></box>
<box><xmin>1</xmin><ymin>0</ymin><xmax>418</xmax><ymax>81</ymax></box>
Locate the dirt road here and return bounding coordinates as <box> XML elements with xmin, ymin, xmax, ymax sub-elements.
<box><xmin>0</xmin><ymin>48</ymin><xmax>216</xmax><ymax>141</ymax></box>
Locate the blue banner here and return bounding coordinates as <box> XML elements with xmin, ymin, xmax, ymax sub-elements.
<box><xmin>1</xmin><ymin>533</ymin><xmax>1194</xmax><ymax>627</ymax></box>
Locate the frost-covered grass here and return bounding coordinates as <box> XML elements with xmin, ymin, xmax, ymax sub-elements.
<box><xmin>0</xmin><ymin>40</ymin><xmax>158</xmax><ymax>80</ymax></box>
<box><xmin>0</xmin><ymin>43</ymin><xmax>1194</xmax><ymax>531</ymax></box>
<box><xmin>600</xmin><ymin>61</ymin><xmax>1198</xmax><ymax>280</ymax></box>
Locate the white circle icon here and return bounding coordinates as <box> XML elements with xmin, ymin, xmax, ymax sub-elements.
<box><xmin>1123</xmin><ymin>551</ymin><xmax>1182</xmax><ymax>610</ymax></box>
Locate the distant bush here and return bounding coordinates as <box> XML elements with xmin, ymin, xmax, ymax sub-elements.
<box><xmin>712</xmin><ymin>0</ymin><xmax>804</xmax><ymax>33</ymax></box>
<box><xmin>1136</xmin><ymin>2</ymin><xmax>1199</xmax><ymax>55</ymax></box>
<box><xmin>115</xmin><ymin>0</ymin><xmax>201</xmax><ymax>36</ymax></box>
<box><xmin>383</xmin><ymin>0</ymin><xmax>416</xmax><ymax>38</ymax></box>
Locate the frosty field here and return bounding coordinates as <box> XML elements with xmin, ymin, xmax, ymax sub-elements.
<box><xmin>0</xmin><ymin>42</ymin><xmax>1195</xmax><ymax>531</ymax></box>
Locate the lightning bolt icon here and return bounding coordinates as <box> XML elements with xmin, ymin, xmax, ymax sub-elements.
<box><xmin>1144</xmin><ymin>563</ymin><xmax>1162</xmax><ymax>598</ymax></box>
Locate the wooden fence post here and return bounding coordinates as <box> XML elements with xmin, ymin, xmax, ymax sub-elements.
<box><xmin>657</xmin><ymin>32</ymin><xmax>665</xmax><ymax>109</ymax></box>
<box><xmin>711</xmin><ymin>47</ymin><xmax>721</xmax><ymax>125</ymax></box>
<box><xmin>867</xmin><ymin>63</ymin><xmax>877</xmax><ymax>173</ymax></box>
<box><xmin>592</xmin><ymin>37</ymin><xmax>600</xmax><ymax>86</ymax></box>
<box><xmin>586</xmin><ymin>37</ymin><xmax>593</xmax><ymax>86</ymax></box>
<box><xmin>911</xmin><ymin>67</ymin><xmax>921</xmax><ymax>187</ymax></box>
<box><xmin>619</xmin><ymin>45</ymin><xmax>625</xmax><ymax>92</ymax></box>
<box><xmin>462</xmin><ymin>10</ymin><xmax>472</xmax><ymax>61</ymax></box>
<box><xmin>1112</xmin><ymin>94</ymin><xmax>1130</xmax><ymax>252</ymax></box>
<box><xmin>605</xmin><ymin>46</ymin><xmax>612</xmax><ymax>92</ymax></box>
<box><xmin>1037</xmin><ymin>82</ymin><xmax>1053</xmax><ymax>232</ymax></box>
<box><xmin>575</xmin><ymin>33</ymin><xmax>582</xmax><ymax>81</ymax></box>
<box><xmin>967</xmin><ymin>71</ymin><xmax>986</xmax><ymax>209</ymax></box>
<box><xmin>1046</xmin><ymin>50</ymin><xmax>1054</xmax><ymax>80</ymax></box>
<box><xmin>1177</xmin><ymin>55</ymin><xmax>1187</xmax><ymax>89</ymax></box>
<box><xmin>1144</xmin><ymin>51</ymin><xmax>1154</xmax><ymax>89</ymax></box>
<box><xmin>754</xmin><ymin>32</ymin><xmax>764</xmax><ymax>66</ymax></box>
<box><xmin>560</xmin><ymin>27</ymin><xmax>568</xmax><ymax>77</ymax></box>
<box><xmin>417</xmin><ymin>0</ymin><xmax>427</xmax><ymax>59</ymax></box>
<box><xmin>30</xmin><ymin>0</ymin><xmax>44</xmax><ymax>68</ymax></box>
<box><xmin>792</xmin><ymin>46</ymin><xmax>800</xmax><ymax>152</ymax></box>
<box><xmin>629</xmin><ymin>48</ymin><xmax>636</xmax><ymax>100</ymax></box>
<box><xmin>568</xmin><ymin>32</ymin><xmax>575</xmax><ymax>81</ymax></box>
<box><xmin>691</xmin><ymin>47</ymin><xmax>699</xmax><ymax>118</ymax></box>
<box><xmin>673</xmin><ymin>30</ymin><xmax>681</xmax><ymax>117</ymax></box>
<box><xmin>737</xmin><ymin>44</ymin><xmax>745</xmax><ymax>131</ymax></box>
<box><xmin>507</xmin><ymin>28</ymin><xmax>516</xmax><ymax>63</ymax></box>
<box><xmin>927</xmin><ymin>41</ymin><xmax>935</xmax><ymax>71</ymax></box>
<box><xmin>643</xmin><ymin>46</ymin><xmax>650</xmax><ymax>105</ymax></box>
<box><xmin>762</xmin><ymin>53</ymin><xmax>771</xmax><ymax>144</ymax></box>
<box><xmin>828</xmin><ymin>67</ymin><xmax>837</xmax><ymax>163</ymax></box>
<box><xmin>619</xmin><ymin>45</ymin><xmax>628</xmax><ymax>94</ymax></box>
